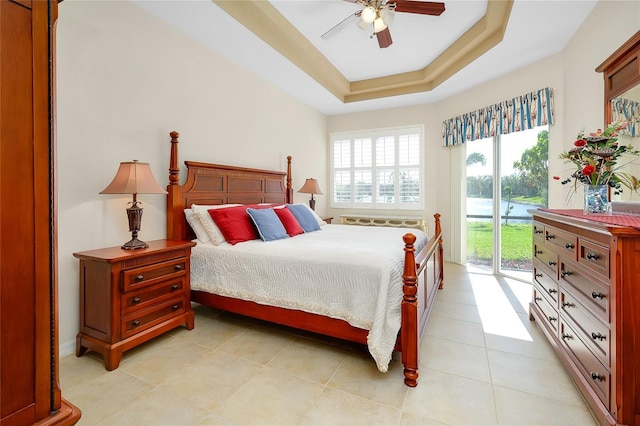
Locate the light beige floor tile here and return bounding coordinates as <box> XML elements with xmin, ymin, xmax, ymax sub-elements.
<box><xmin>59</xmin><ymin>353</ymin><xmax>109</xmax><ymax>391</ymax></box>
<box><xmin>175</xmin><ymin>313</ymin><xmax>251</xmax><ymax>350</ymax></box>
<box><xmin>160</xmin><ymin>349</ymin><xmax>262</xmax><ymax>411</ymax></box>
<box><xmin>301</xmin><ymin>386</ymin><xmax>402</xmax><ymax>426</ymax></box>
<box><xmin>484</xmin><ymin>313</ymin><xmax>558</xmax><ymax>361</ymax></box>
<box><xmin>487</xmin><ymin>348</ymin><xmax>585</xmax><ymax>405</ymax></box>
<box><xmin>420</xmin><ymin>336</ymin><xmax>491</xmax><ymax>383</ymax></box>
<box><xmin>403</xmin><ymin>368</ymin><xmax>498</xmax><ymax>425</ymax></box>
<box><xmin>120</xmin><ymin>335</ymin><xmax>211</xmax><ymax>385</ymax></box>
<box><xmin>267</xmin><ymin>336</ymin><xmax>348</xmax><ymax>384</ymax></box>
<box><xmin>216</xmin><ymin>325</ymin><xmax>295</xmax><ymax>365</ymax></box>
<box><xmin>430</xmin><ymin>299</ymin><xmax>482</xmax><ymax>323</ymax></box>
<box><xmin>399</xmin><ymin>411</ymin><xmax>449</xmax><ymax>426</ymax></box>
<box><xmin>425</xmin><ymin>314</ymin><xmax>486</xmax><ymax>347</ymax></box>
<box><xmin>435</xmin><ymin>287</ymin><xmax>478</xmax><ymax>306</ymax></box>
<box><xmin>493</xmin><ymin>385</ymin><xmax>597</xmax><ymax>425</ymax></box>
<box><xmin>328</xmin><ymin>349</ymin><xmax>409</xmax><ymax>409</ymax></box>
<box><xmin>213</xmin><ymin>367</ymin><xmax>323</xmax><ymax>425</ymax></box>
<box><xmin>64</xmin><ymin>370</ymin><xmax>153</xmax><ymax>425</ymax></box>
<box><xmin>97</xmin><ymin>386</ymin><xmax>210</xmax><ymax>425</ymax></box>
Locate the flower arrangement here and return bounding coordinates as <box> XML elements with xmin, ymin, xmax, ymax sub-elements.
<box><xmin>555</xmin><ymin>122</ymin><xmax>640</xmax><ymax>196</ymax></box>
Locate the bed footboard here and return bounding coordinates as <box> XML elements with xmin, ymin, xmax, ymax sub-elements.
<box><xmin>401</xmin><ymin>213</ymin><xmax>443</xmax><ymax>387</ymax></box>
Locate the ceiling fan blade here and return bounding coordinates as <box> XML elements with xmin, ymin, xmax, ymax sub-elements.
<box><xmin>376</xmin><ymin>27</ymin><xmax>393</xmax><ymax>48</ymax></box>
<box><xmin>389</xmin><ymin>0</ymin><xmax>445</xmax><ymax>16</ymax></box>
<box><xmin>321</xmin><ymin>11</ymin><xmax>360</xmax><ymax>40</ymax></box>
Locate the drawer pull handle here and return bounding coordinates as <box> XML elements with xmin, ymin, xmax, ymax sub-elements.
<box><xmin>586</xmin><ymin>253</ymin><xmax>599</xmax><ymax>261</ymax></box>
<box><xmin>546</xmin><ymin>233</ymin><xmax>555</xmax><ymax>240</ymax></box>
<box><xmin>174</xmin><ymin>264</ymin><xmax>183</xmax><ymax>271</ymax></box>
<box><xmin>534</xmin><ymin>296</ymin><xmax>542</xmax><ymax>302</ymax></box>
<box><xmin>172</xmin><ymin>304</ymin><xmax>179</xmax><ymax>310</ymax></box>
<box><xmin>591</xmin><ymin>292</ymin><xmax>605</xmax><ymax>299</ymax></box>
<box><xmin>534</xmin><ymin>250</ymin><xmax>543</xmax><ymax>255</ymax></box>
<box><xmin>561</xmin><ymin>270</ymin><xmax>572</xmax><ymax>277</ymax></box>
<box><xmin>132</xmin><ymin>319</ymin><xmax>140</xmax><ymax>327</ymax></box>
<box><xmin>565</xmin><ymin>243</ymin><xmax>575</xmax><ymax>249</ymax></box>
<box><xmin>136</xmin><ymin>275</ymin><xmax>144</xmax><ymax>281</ymax></box>
<box><xmin>548</xmin><ymin>316</ymin><xmax>557</xmax><ymax>322</ymax></box>
<box><xmin>133</xmin><ymin>297</ymin><xmax>141</xmax><ymax>304</ymax></box>
<box><xmin>561</xmin><ymin>301</ymin><xmax>572</xmax><ymax>308</ymax></box>
<box><xmin>535</xmin><ymin>273</ymin><xmax>543</xmax><ymax>278</ymax></box>
<box><xmin>548</xmin><ymin>261</ymin><xmax>557</xmax><ymax>266</ymax></box>
<box><xmin>591</xmin><ymin>332</ymin><xmax>606</xmax><ymax>341</ymax></box>
<box><xmin>534</xmin><ymin>229</ymin><xmax>543</xmax><ymax>235</ymax></box>
<box><xmin>590</xmin><ymin>372</ymin><xmax>604</xmax><ymax>382</ymax></box>
<box><xmin>561</xmin><ymin>333</ymin><xmax>572</xmax><ymax>340</ymax></box>
<box><xmin>548</xmin><ymin>288</ymin><xmax>557</xmax><ymax>294</ymax></box>
<box><xmin>171</xmin><ymin>284</ymin><xmax>179</xmax><ymax>290</ymax></box>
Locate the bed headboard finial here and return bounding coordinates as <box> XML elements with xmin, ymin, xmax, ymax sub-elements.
<box><xmin>169</xmin><ymin>131</ymin><xmax>180</xmax><ymax>186</ymax></box>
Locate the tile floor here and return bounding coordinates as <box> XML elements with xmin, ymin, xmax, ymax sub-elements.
<box><xmin>60</xmin><ymin>263</ymin><xmax>597</xmax><ymax>425</ymax></box>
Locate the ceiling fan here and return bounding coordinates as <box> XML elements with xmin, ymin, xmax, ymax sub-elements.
<box><xmin>321</xmin><ymin>0</ymin><xmax>446</xmax><ymax>49</ymax></box>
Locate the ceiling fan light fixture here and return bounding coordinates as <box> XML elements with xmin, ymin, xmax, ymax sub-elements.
<box><xmin>361</xmin><ymin>6</ymin><xmax>376</xmax><ymax>24</ymax></box>
<box><xmin>373</xmin><ymin>16</ymin><xmax>387</xmax><ymax>33</ymax></box>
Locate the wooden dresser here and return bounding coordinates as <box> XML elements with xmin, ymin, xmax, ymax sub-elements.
<box><xmin>74</xmin><ymin>240</ymin><xmax>196</xmax><ymax>370</ymax></box>
<box><xmin>530</xmin><ymin>210</ymin><xmax>640</xmax><ymax>425</ymax></box>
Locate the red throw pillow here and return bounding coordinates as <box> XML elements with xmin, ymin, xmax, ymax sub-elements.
<box><xmin>274</xmin><ymin>207</ymin><xmax>304</xmax><ymax>237</ymax></box>
<box><xmin>208</xmin><ymin>204</ymin><xmax>264</xmax><ymax>245</ymax></box>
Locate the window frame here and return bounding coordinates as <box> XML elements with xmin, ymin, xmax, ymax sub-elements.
<box><xmin>330</xmin><ymin>125</ymin><xmax>424</xmax><ymax>210</ymax></box>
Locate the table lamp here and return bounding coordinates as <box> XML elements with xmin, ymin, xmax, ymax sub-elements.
<box><xmin>298</xmin><ymin>178</ymin><xmax>323</xmax><ymax>210</ymax></box>
<box><xmin>100</xmin><ymin>160</ymin><xmax>167</xmax><ymax>249</ymax></box>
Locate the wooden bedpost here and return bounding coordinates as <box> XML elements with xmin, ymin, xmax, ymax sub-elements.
<box><xmin>434</xmin><ymin>213</ymin><xmax>444</xmax><ymax>289</ymax></box>
<box><xmin>401</xmin><ymin>233</ymin><xmax>419</xmax><ymax>387</ymax></box>
<box><xmin>166</xmin><ymin>131</ymin><xmax>183</xmax><ymax>240</ymax></box>
<box><xmin>286</xmin><ymin>156</ymin><xmax>293</xmax><ymax>204</ymax></box>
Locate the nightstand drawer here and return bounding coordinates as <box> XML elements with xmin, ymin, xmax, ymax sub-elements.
<box><xmin>121</xmin><ymin>258</ymin><xmax>187</xmax><ymax>292</ymax></box>
<box><xmin>121</xmin><ymin>298</ymin><xmax>186</xmax><ymax>339</ymax></box>
<box><xmin>122</xmin><ymin>278</ymin><xmax>186</xmax><ymax>314</ymax></box>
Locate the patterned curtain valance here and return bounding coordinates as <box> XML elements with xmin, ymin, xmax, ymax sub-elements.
<box><xmin>442</xmin><ymin>87</ymin><xmax>555</xmax><ymax>147</ymax></box>
<box><xmin>611</xmin><ymin>97</ymin><xmax>639</xmax><ymax>137</ymax></box>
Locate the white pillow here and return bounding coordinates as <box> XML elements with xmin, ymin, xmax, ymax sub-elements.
<box><xmin>191</xmin><ymin>204</ymin><xmax>241</xmax><ymax>246</ymax></box>
<box><xmin>299</xmin><ymin>203</ymin><xmax>327</xmax><ymax>226</ymax></box>
<box><xmin>184</xmin><ymin>209</ymin><xmax>210</xmax><ymax>243</ymax></box>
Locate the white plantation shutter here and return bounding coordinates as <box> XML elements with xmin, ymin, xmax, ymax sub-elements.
<box><xmin>330</xmin><ymin>126</ymin><xmax>423</xmax><ymax>209</ymax></box>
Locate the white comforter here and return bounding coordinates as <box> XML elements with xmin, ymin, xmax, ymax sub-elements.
<box><xmin>190</xmin><ymin>224</ymin><xmax>428</xmax><ymax>372</ymax></box>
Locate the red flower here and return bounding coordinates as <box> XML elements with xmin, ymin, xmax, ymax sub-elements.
<box><xmin>553</xmin><ymin>176</ymin><xmax>560</xmax><ymax>180</ymax></box>
<box><xmin>574</xmin><ymin>139</ymin><xmax>587</xmax><ymax>147</ymax></box>
<box><xmin>582</xmin><ymin>165</ymin><xmax>595</xmax><ymax>176</ymax></box>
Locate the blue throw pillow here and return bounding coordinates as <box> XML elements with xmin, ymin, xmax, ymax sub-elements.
<box><xmin>246</xmin><ymin>208</ymin><xmax>289</xmax><ymax>242</ymax></box>
<box><xmin>287</xmin><ymin>204</ymin><xmax>321</xmax><ymax>233</ymax></box>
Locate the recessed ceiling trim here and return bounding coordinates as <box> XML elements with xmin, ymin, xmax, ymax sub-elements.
<box><xmin>214</xmin><ymin>0</ymin><xmax>513</xmax><ymax>104</ymax></box>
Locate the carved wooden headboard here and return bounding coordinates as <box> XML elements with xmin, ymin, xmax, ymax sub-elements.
<box><xmin>165</xmin><ymin>131</ymin><xmax>293</xmax><ymax>241</ymax></box>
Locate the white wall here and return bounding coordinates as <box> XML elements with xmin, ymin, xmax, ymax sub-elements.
<box><xmin>56</xmin><ymin>0</ymin><xmax>327</xmax><ymax>355</ymax></box>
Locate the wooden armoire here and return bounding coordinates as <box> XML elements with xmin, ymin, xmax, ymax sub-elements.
<box><xmin>0</xmin><ymin>1</ymin><xmax>80</xmax><ymax>424</ymax></box>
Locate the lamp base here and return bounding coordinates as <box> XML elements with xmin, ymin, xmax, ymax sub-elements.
<box><xmin>309</xmin><ymin>198</ymin><xmax>316</xmax><ymax>211</ymax></box>
<box><xmin>121</xmin><ymin>237</ymin><xmax>148</xmax><ymax>250</ymax></box>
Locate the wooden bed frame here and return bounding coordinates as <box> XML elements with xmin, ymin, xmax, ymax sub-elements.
<box><xmin>165</xmin><ymin>131</ymin><xmax>444</xmax><ymax>386</ymax></box>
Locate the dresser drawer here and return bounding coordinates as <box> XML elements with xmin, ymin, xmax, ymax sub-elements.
<box><xmin>533</xmin><ymin>286</ymin><xmax>559</xmax><ymax>333</ymax></box>
<box><xmin>121</xmin><ymin>258</ymin><xmax>187</xmax><ymax>292</ymax></box>
<box><xmin>122</xmin><ymin>278</ymin><xmax>186</xmax><ymax>314</ymax></box>
<box><xmin>121</xmin><ymin>298</ymin><xmax>186</xmax><ymax>339</ymax></box>
<box><xmin>533</xmin><ymin>265</ymin><xmax>559</xmax><ymax>305</ymax></box>
<box><xmin>578</xmin><ymin>239</ymin><xmax>609</xmax><ymax>280</ymax></box>
<box><xmin>533</xmin><ymin>241</ymin><xmax>558</xmax><ymax>277</ymax></box>
<box><xmin>560</xmin><ymin>290</ymin><xmax>610</xmax><ymax>366</ymax></box>
<box><xmin>560</xmin><ymin>319</ymin><xmax>610</xmax><ymax>409</ymax></box>
<box><xmin>543</xmin><ymin>226</ymin><xmax>578</xmax><ymax>260</ymax></box>
<box><xmin>559</xmin><ymin>259</ymin><xmax>609</xmax><ymax>322</ymax></box>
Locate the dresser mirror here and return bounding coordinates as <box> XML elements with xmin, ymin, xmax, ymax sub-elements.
<box><xmin>596</xmin><ymin>30</ymin><xmax>640</xmax><ymax>201</ymax></box>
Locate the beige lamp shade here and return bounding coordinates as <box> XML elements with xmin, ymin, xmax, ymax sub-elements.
<box><xmin>100</xmin><ymin>160</ymin><xmax>167</xmax><ymax>195</ymax></box>
<box><xmin>298</xmin><ymin>178</ymin><xmax>323</xmax><ymax>196</ymax></box>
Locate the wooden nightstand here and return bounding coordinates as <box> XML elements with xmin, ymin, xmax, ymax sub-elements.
<box><xmin>322</xmin><ymin>217</ymin><xmax>333</xmax><ymax>224</ymax></box>
<box><xmin>73</xmin><ymin>240</ymin><xmax>196</xmax><ymax>370</ymax></box>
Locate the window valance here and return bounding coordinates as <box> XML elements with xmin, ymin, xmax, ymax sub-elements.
<box><xmin>611</xmin><ymin>97</ymin><xmax>639</xmax><ymax>137</ymax></box>
<box><xmin>442</xmin><ymin>87</ymin><xmax>555</xmax><ymax>146</ymax></box>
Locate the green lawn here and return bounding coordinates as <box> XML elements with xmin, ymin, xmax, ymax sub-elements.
<box><xmin>467</xmin><ymin>221</ymin><xmax>533</xmax><ymax>270</ymax></box>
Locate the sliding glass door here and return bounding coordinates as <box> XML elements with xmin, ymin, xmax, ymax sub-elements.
<box><xmin>465</xmin><ymin>126</ymin><xmax>548</xmax><ymax>280</ymax></box>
